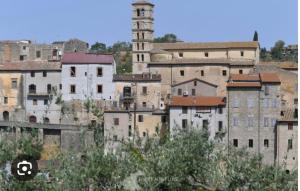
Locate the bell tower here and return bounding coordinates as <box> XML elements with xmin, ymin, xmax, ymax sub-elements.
<box><xmin>132</xmin><ymin>0</ymin><xmax>154</xmax><ymax>74</ymax></box>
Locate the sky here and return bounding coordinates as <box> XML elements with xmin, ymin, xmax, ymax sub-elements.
<box><xmin>0</xmin><ymin>0</ymin><xmax>297</xmax><ymax>49</ymax></box>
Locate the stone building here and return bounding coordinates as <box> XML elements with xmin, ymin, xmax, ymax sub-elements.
<box><xmin>61</xmin><ymin>52</ymin><xmax>116</xmax><ymax>101</ymax></box>
<box><xmin>23</xmin><ymin>62</ymin><xmax>62</xmax><ymax>124</ymax></box>
<box><xmin>227</xmin><ymin>73</ymin><xmax>281</xmax><ymax>165</ymax></box>
<box><xmin>113</xmin><ymin>73</ymin><xmax>163</xmax><ymax>110</ymax></box>
<box><xmin>276</xmin><ymin>108</ymin><xmax>298</xmax><ymax>171</ymax></box>
<box><xmin>169</xmin><ymin>96</ymin><xmax>226</xmax><ymax>142</ymax></box>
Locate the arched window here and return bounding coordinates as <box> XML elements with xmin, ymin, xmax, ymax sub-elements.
<box><xmin>3</xmin><ymin>111</ymin><xmax>9</xmax><ymax>121</ymax></box>
<box><xmin>142</xmin><ymin>43</ymin><xmax>144</xmax><ymax>50</ymax></box>
<box><xmin>141</xmin><ymin>9</ymin><xmax>145</xmax><ymax>16</ymax></box>
<box><xmin>137</xmin><ymin>43</ymin><xmax>140</xmax><ymax>50</ymax></box>
<box><xmin>141</xmin><ymin>54</ymin><xmax>144</xmax><ymax>61</ymax></box>
<box><xmin>142</xmin><ymin>33</ymin><xmax>145</xmax><ymax>39</ymax></box>
<box><xmin>137</xmin><ymin>33</ymin><xmax>140</xmax><ymax>40</ymax></box>
<box><xmin>43</xmin><ymin>117</ymin><xmax>50</xmax><ymax>124</ymax></box>
<box><xmin>29</xmin><ymin>115</ymin><xmax>37</xmax><ymax>123</ymax></box>
<box><xmin>137</xmin><ymin>9</ymin><xmax>140</xmax><ymax>17</ymax></box>
<box><xmin>137</xmin><ymin>54</ymin><xmax>140</xmax><ymax>62</ymax></box>
<box><xmin>137</xmin><ymin>22</ymin><xmax>140</xmax><ymax>29</ymax></box>
<box><xmin>29</xmin><ymin>84</ymin><xmax>36</xmax><ymax>94</ymax></box>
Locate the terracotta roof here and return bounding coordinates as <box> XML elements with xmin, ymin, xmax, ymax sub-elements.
<box><xmin>172</xmin><ymin>78</ymin><xmax>217</xmax><ymax>87</ymax></box>
<box><xmin>259</xmin><ymin>73</ymin><xmax>281</xmax><ymax>83</ymax></box>
<box><xmin>149</xmin><ymin>58</ymin><xmax>254</xmax><ymax>66</ymax></box>
<box><xmin>113</xmin><ymin>74</ymin><xmax>161</xmax><ymax>82</ymax></box>
<box><xmin>153</xmin><ymin>41</ymin><xmax>259</xmax><ymax>50</ymax></box>
<box><xmin>132</xmin><ymin>0</ymin><xmax>154</xmax><ymax>6</ymax></box>
<box><xmin>279</xmin><ymin>108</ymin><xmax>298</xmax><ymax>122</ymax></box>
<box><xmin>230</xmin><ymin>74</ymin><xmax>260</xmax><ymax>82</ymax></box>
<box><xmin>0</xmin><ymin>61</ymin><xmax>61</xmax><ymax>71</ymax></box>
<box><xmin>62</xmin><ymin>52</ymin><xmax>113</xmax><ymax>64</ymax></box>
<box><xmin>170</xmin><ymin>96</ymin><xmax>226</xmax><ymax>107</ymax></box>
<box><xmin>227</xmin><ymin>82</ymin><xmax>261</xmax><ymax>88</ymax></box>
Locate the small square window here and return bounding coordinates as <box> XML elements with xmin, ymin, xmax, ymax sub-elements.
<box><xmin>114</xmin><ymin>118</ymin><xmax>119</xmax><ymax>126</ymax></box>
<box><xmin>143</xmin><ymin>132</ymin><xmax>147</xmax><ymax>137</ymax></box>
<box><xmin>70</xmin><ymin>85</ymin><xmax>76</xmax><ymax>94</ymax></box>
<box><xmin>182</xmin><ymin>106</ymin><xmax>188</xmax><ymax>114</ymax></box>
<box><xmin>233</xmin><ymin>139</ymin><xmax>238</xmax><ymax>147</ymax></box>
<box><xmin>180</xmin><ymin>70</ymin><xmax>185</xmax><ymax>76</ymax></box>
<box><xmin>138</xmin><ymin>115</ymin><xmax>144</xmax><ymax>122</ymax></box>
<box><xmin>142</xmin><ymin>102</ymin><xmax>147</xmax><ymax>107</ymax></box>
<box><xmin>97</xmin><ymin>67</ymin><xmax>103</xmax><ymax>77</ymax></box>
<box><xmin>36</xmin><ymin>51</ymin><xmax>41</xmax><ymax>58</ymax></box>
<box><xmin>97</xmin><ymin>85</ymin><xmax>103</xmax><ymax>93</ymax></box>
<box><xmin>182</xmin><ymin>119</ymin><xmax>188</xmax><ymax>129</ymax></box>
<box><xmin>161</xmin><ymin>116</ymin><xmax>167</xmax><ymax>123</ymax></box>
<box><xmin>44</xmin><ymin>99</ymin><xmax>48</xmax><ymax>105</ymax></box>
<box><xmin>142</xmin><ymin>86</ymin><xmax>147</xmax><ymax>95</ymax></box>
<box><xmin>249</xmin><ymin>139</ymin><xmax>253</xmax><ymax>148</ymax></box>
<box><xmin>11</xmin><ymin>79</ymin><xmax>17</xmax><ymax>89</ymax></box>
<box><xmin>31</xmin><ymin>71</ymin><xmax>35</xmax><ymax>77</ymax></box>
<box><xmin>4</xmin><ymin>97</ymin><xmax>8</xmax><ymax>104</ymax></box>
<box><xmin>239</xmin><ymin>70</ymin><xmax>243</xmax><ymax>74</ymax></box>
<box><xmin>194</xmin><ymin>81</ymin><xmax>197</xmax><ymax>86</ymax></box>
<box><xmin>33</xmin><ymin>99</ymin><xmax>37</xmax><ymax>106</ymax></box>
<box><xmin>264</xmin><ymin>139</ymin><xmax>269</xmax><ymax>148</ymax></box>
<box><xmin>205</xmin><ymin>52</ymin><xmax>209</xmax><ymax>57</ymax></box>
<box><xmin>113</xmin><ymin>135</ymin><xmax>118</xmax><ymax>141</ymax></box>
<box><xmin>288</xmin><ymin>123</ymin><xmax>293</xmax><ymax>130</ymax></box>
<box><xmin>179</xmin><ymin>52</ymin><xmax>183</xmax><ymax>58</ymax></box>
<box><xmin>43</xmin><ymin>71</ymin><xmax>47</xmax><ymax>77</ymax></box>
<box><xmin>222</xmin><ymin>70</ymin><xmax>227</xmax><ymax>76</ymax></box>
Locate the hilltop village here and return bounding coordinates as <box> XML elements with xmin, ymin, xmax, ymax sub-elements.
<box><xmin>0</xmin><ymin>0</ymin><xmax>298</xmax><ymax>172</ymax></box>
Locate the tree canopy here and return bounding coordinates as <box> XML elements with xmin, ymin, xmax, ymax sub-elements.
<box><xmin>154</xmin><ymin>33</ymin><xmax>179</xmax><ymax>43</ymax></box>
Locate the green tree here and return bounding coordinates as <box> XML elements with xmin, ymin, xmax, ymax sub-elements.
<box><xmin>90</xmin><ymin>42</ymin><xmax>107</xmax><ymax>52</ymax></box>
<box><xmin>271</xmin><ymin>40</ymin><xmax>285</xmax><ymax>60</ymax></box>
<box><xmin>154</xmin><ymin>33</ymin><xmax>178</xmax><ymax>43</ymax></box>
<box><xmin>253</xmin><ymin>31</ymin><xmax>258</xmax><ymax>41</ymax></box>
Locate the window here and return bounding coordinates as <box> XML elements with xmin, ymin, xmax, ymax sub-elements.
<box><xmin>137</xmin><ymin>33</ymin><xmax>140</xmax><ymax>40</ymax></box>
<box><xmin>59</xmin><ymin>84</ymin><xmax>62</xmax><ymax>90</ymax></box>
<box><xmin>142</xmin><ymin>102</ymin><xmax>147</xmax><ymax>107</ymax></box>
<box><xmin>70</xmin><ymin>85</ymin><xmax>76</xmax><ymax>94</ymax></box>
<box><xmin>114</xmin><ymin>118</ymin><xmax>119</xmax><ymax>126</ymax></box>
<box><xmin>182</xmin><ymin>119</ymin><xmax>188</xmax><ymax>129</ymax></box>
<box><xmin>218</xmin><ymin>107</ymin><xmax>223</xmax><ymax>114</ymax></box>
<box><xmin>20</xmin><ymin>55</ymin><xmax>25</xmax><ymax>61</ymax></box>
<box><xmin>204</xmin><ymin>52</ymin><xmax>209</xmax><ymax>57</ymax></box>
<box><xmin>137</xmin><ymin>9</ymin><xmax>140</xmax><ymax>16</ymax></box>
<box><xmin>137</xmin><ymin>22</ymin><xmax>140</xmax><ymax>29</ymax></box>
<box><xmin>288</xmin><ymin>139</ymin><xmax>293</xmax><ymax>149</ymax></box>
<box><xmin>247</xmin><ymin>98</ymin><xmax>254</xmax><ymax>108</ymax></box>
<box><xmin>233</xmin><ymin>98</ymin><xmax>239</xmax><ymax>108</ymax></box>
<box><xmin>30</xmin><ymin>71</ymin><xmax>35</xmax><ymax>77</ymax></box>
<box><xmin>70</xmin><ymin>67</ymin><xmax>76</xmax><ymax>77</ymax></box>
<box><xmin>264</xmin><ymin>139</ymin><xmax>269</xmax><ymax>148</ymax></box>
<box><xmin>138</xmin><ymin>115</ymin><xmax>144</xmax><ymax>122</ymax></box>
<box><xmin>33</xmin><ymin>99</ymin><xmax>37</xmax><ymax>106</ymax></box>
<box><xmin>141</xmin><ymin>54</ymin><xmax>144</xmax><ymax>61</ymax></box>
<box><xmin>222</xmin><ymin>70</ymin><xmax>227</xmax><ymax>76</ymax></box>
<box><xmin>42</xmin><ymin>71</ymin><xmax>47</xmax><ymax>77</ymax></box>
<box><xmin>247</xmin><ymin>116</ymin><xmax>254</xmax><ymax>127</ymax></box>
<box><xmin>178</xmin><ymin>89</ymin><xmax>182</xmax><ymax>96</ymax></box>
<box><xmin>294</xmin><ymin>98</ymin><xmax>298</xmax><ymax>105</ymax></box>
<box><xmin>218</xmin><ymin>121</ymin><xmax>223</xmax><ymax>131</ymax></box>
<box><xmin>179</xmin><ymin>52</ymin><xmax>183</xmax><ymax>58</ymax></box>
<box><xmin>180</xmin><ymin>70</ymin><xmax>185</xmax><ymax>76</ymax></box>
<box><xmin>137</xmin><ymin>43</ymin><xmax>140</xmax><ymax>50</ymax></box>
<box><xmin>143</xmin><ymin>132</ymin><xmax>147</xmax><ymax>137</ymax></box>
<box><xmin>113</xmin><ymin>135</ymin><xmax>118</xmax><ymax>141</ymax></box>
<box><xmin>239</xmin><ymin>69</ymin><xmax>243</xmax><ymax>74</ymax></box>
<box><xmin>23</xmin><ymin>46</ymin><xmax>26</xmax><ymax>50</ymax></box>
<box><xmin>191</xmin><ymin>89</ymin><xmax>196</xmax><ymax>96</ymax></box>
<box><xmin>128</xmin><ymin>125</ymin><xmax>132</xmax><ymax>137</ymax></box>
<box><xmin>194</xmin><ymin>81</ymin><xmax>197</xmax><ymax>86</ymax></box>
<box><xmin>141</xmin><ymin>9</ymin><xmax>145</xmax><ymax>16</ymax></box>
<box><xmin>288</xmin><ymin>123</ymin><xmax>293</xmax><ymax>130</ymax></box>
<box><xmin>137</xmin><ymin>54</ymin><xmax>140</xmax><ymax>62</ymax></box>
<box><xmin>201</xmin><ymin>70</ymin><xmax>204</xmax><ymax>76</ymax></box>
<box><xmin>36</xmin><ymin>51</ymin><xmax>41</xmax><ymax>58</ymax></box>
<box><xmin>97</xmin><ymin>85</ymin><xmax>103</xmax><ymax>93</ymax></box>
<box><xmin>182</xmin><ymin>106</ymin><xmax>188</xmax><ymax>114</ymax></box>
<box><xmin>11</xmin><ymin>79</ymin><xmax>17</xmax><ymax>89</ymax></box>
<box><xmin>265</xmin><ymin>86</ymin><xmax>270</xmax><ymax>95</ymax></box>
<box><xmin>233</xmin><ymin>139</ymin><xmax>238</xmax><ymax>147</ymax></box>
<box><xmin>203</xmin><ymin>120</ymin><xmax>209</xmax><ymax>130</ymax></box>
<box><xmin>47</xmin><ymin>84</ymin><xmax>52</xmax><ymax>94</ymax></box>
<box><xmin>249</xmin><ymin>139</ymin><xmax>253</xmax><ymax>148</ymax></box>
<box><xmin>142</xmin><ymin>43</ymin><xmax>144</xmax><ymax>50</ymax></box>
<box><xmin>29</xmin><ymin>84</ymin><xmax>36</xmax><ymax>94</ymax></box>
<box><xmin>233</xmin><ymin>117</ymin><xmax>239</xmax><ymax>126</ymax></box>
<box><xmin>4</xmin><ymin>97</ymin><xmax>8</xmax><ymax>104</ymax></box>
<box><xmin>142</xmin><ymin>33</ymin><xmax>145</xmax><ymax>39</ymax></box>
<box><xmin>241</xmin><ymin>51</ymin><xmax>244</xmax><ymax>57</ymax></box>
<box><xmin>44</xmin><ymin>99</ymin><xmax>48</xmax><ymax>105</ymax></box>
<box><xmin>97</xmin><ymin>67</ymin><xmax>103</xmax><ymax>77</ymax></box>
<box><xmin>264</xmin><ymin>117</ymin><xmax>269</xmax><ymax>127</ymax></box>
<box><xmin>142</xmin><ymin>86</ymin><xmax>147</xmax><ymax>95</ymax></box>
